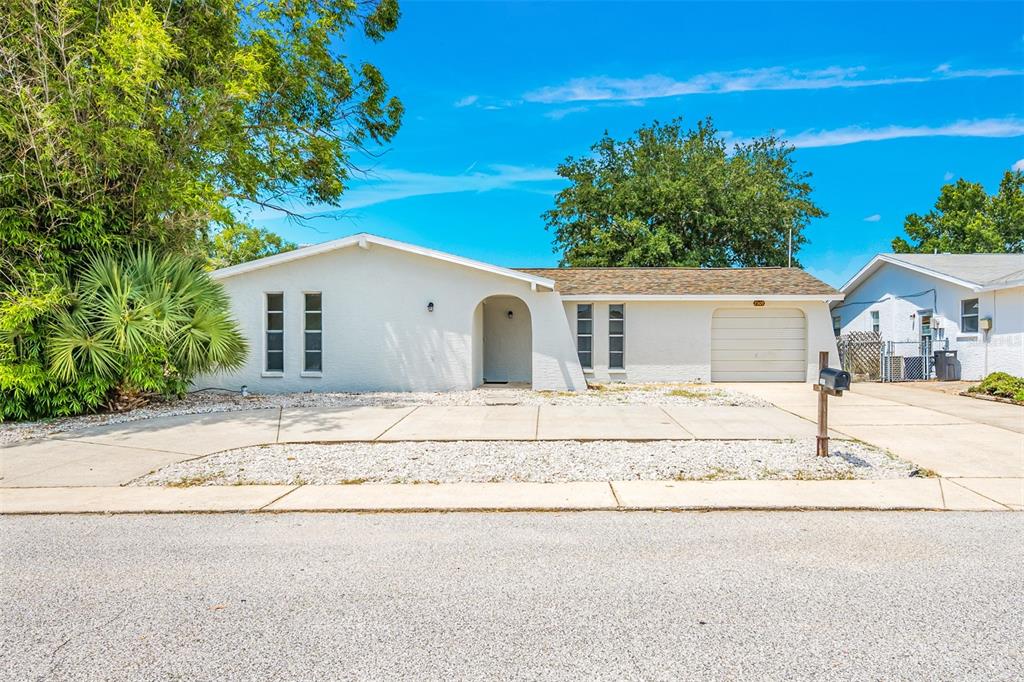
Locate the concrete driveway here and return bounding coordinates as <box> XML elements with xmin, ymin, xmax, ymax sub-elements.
<box><xmin>724</xmin><ymin>382</ymin><xmax>1023</xmax><ymax>507</ymax></box>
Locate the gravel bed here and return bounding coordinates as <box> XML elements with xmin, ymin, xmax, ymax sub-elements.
<box><xmin>132</xmin><ymin>439</ymin><xmax>918</xmax><ymax>486</ymax></box>
<box><xmin>1</xmin><ymin>383</ymin><xmax>766</xmax><ymax>446</ymax></box>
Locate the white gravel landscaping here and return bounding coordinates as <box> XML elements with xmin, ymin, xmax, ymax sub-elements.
<box><xmin>132</xmin><ymin>439</ymin><xmax>920</xmax><ymax>486</ymax></box>
<box><xmin>1</xmin><ymin>383</ymin><xmax>766</xmax><ymax>445</ymax></box>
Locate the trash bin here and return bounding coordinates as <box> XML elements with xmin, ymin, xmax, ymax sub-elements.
<box><xmin>933</xmin><ymin>350</ymin><xmax>960</xmax><ymax>381</ymax></box>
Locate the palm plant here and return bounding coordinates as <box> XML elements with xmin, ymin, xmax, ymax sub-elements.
<box><xmin>45</xmin><ymin>249</ymin><xmax>247</xmax><ymax>403</ymax></box>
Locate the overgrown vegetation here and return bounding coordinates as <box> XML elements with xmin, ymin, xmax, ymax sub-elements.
<box><xmin>0</xmin><ymin>250</ymin><xmax>246</xmax><ymax>420</ymax></box>
<box><xmin>967</xmin><ymin>372</ymin><xmax>1024</xmax><ymax>403</ymax></box>
<box><xmin>0</xmin><ymin>0</ymin><xmax>402</xmax><ymax>419</ymax></box>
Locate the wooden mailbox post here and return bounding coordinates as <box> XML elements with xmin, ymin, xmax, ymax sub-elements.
<box><xmin>812</xmin><ymin>351</ymin><xmax>849</xmax><ymax>457</ymax></box>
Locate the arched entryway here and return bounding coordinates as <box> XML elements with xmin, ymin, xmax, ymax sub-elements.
<box><xmin>473</xmin><ymin>296</ymin><xmax>532</xmax><ymax>385</ymax></box>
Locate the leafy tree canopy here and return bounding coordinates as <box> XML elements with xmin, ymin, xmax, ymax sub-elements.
<box><xmin>0</xmin><ymin>0</ymin><xmax>403</xmax><ymax>286</ymax></box>
<box><xmin>892</xmin><ymin>171</ymin><xmax>1024</xmax><ymax>253</ymax></box>
<box><xmin>543</xmin><ymin>117</ymin><xmax>826</xmax><ymax>268</ymax></box>
<box><xmin>207</xmin><ymin>224</ymin><xmax>297</xmax><ymax>269</ymax></box>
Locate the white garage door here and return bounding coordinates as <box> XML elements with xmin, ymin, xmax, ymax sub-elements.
<box><xmin>711</xmin><ymin>308</ymin><xmax>807</xmax><ymax>382</ymax></box>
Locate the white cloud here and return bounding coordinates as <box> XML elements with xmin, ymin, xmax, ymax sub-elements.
<box><xmin>453</xmin><ymin>95</ymin><xmax>479</xmax><ymax>108</ymax></box>
<box><xmin>1013</xmin><ymin>159</ymin><xmax>1024</xmax><ymax>171</ymax></box>
<box><xmin>785</xmin><ymin>118</ymin><xmax>1024</xmax><ymax>148</ymax></box>
<box><xmin>524</xmin><ymin>63</ymin><xmax>1023</xmax><ymax>104</ymax></box>
<box><xmin>944</xmin><ymin>171</ymin><xmax>955</xmax><ymax>181</ymax></box>
<box><xmin>863</xmin><ymin>214</ymin><xmax>881</xmax><ymax>222</ymax></box>
<box><xmin>545</xmin><ymin>106</ymin><xmax>589</xmax><ymax>120</ymax></box>
<box><xmin>249</xmin><ymin>165</ymin><xmax>561</xmax><ymax>219</ymax></box>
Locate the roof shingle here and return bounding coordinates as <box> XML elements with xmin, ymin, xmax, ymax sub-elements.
<box><xmin>514</xmin><ymin>267</ymin><xmax>839</xmax><ymax>296</ymax></box>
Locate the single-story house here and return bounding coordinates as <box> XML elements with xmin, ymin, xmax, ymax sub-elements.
<box><xmin>202</xmin><ymin>233</ymin><xmax>843</xmax><ymax>393</ymax></box>
<box><xmin>833</xmin><ymin>253</ymin><xmax>1024</xmax><ymax>380</ymax></box>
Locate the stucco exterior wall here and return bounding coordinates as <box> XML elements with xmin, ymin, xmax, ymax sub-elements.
<box><xmin>481</xmin><ymin>296</ymin><xmax>532</xmax><ymax>383</ymax></box>
<box><xmin>834</xmin><ymin>263</ymin><xmax>1024</xmax><ymax>380</ymax></box>
<box><xmin>197</xmin><ymin>243</ymin><xmax>587</xmax><ymax>393</ymax></box>
<box><xmin>561</xmin><ymin>299</ymin><xmax>838</xmax><ymax>384</ymax></box>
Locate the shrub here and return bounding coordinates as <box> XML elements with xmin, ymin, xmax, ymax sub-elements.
<box><xmin>968</xmin><ymin>372</ymin><xmax>1024</xmax><ymax>403</ymax></box>
<box><xmin>0</xmin><ymin>250</ymin><xmax>247</xmax><ymax>421</ymax></box>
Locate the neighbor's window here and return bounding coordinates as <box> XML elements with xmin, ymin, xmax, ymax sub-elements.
<box><xmin>609</xmin><ymin>304</ymin><xmax>625</xmax><ymax>369</ymax></box>
<box><xmin>304</xmin><ymin>293</ymin><xmax>322</xmax><ymax>373</ymax></box>
<box><xmin>265</xmin><ymin>293</ymin><xmax>284</xmax><ymax>373</ymax></box>
<box><xmin>832</xmin><ymin>315</ymin><xmax>841</xmax><ymax>337</ymax></box>
<box><xmin>576</xmin><ymin>304</ymin><xmax>593</xmax><ymax>369</ymax></box>
<box><xmin>870</xmin><ymin>310</ymin><xmax>880</xmax><ymax>334</ymax></box>
<box><xmin>961</xmin><ymin>298</ymin><xmax>979</xmax><ymax>333</ymax></box>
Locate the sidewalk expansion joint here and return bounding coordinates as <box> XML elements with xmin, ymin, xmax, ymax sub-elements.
<box><xmin>373</xmin><ymin>406</ymin><xmax>421</xmax><ymax>441</ymax></box>
<box><xmin>607</xmin><ymin>481</ymin><xmax>622</xmax><ymax>508</ymax></box>
<box><xmin>257</xmin><ymin>484</ymin><xmax>303</xmax><ymax>511</ymax></box>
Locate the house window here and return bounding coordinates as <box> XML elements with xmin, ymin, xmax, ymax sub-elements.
<box><xmin>304</xmin><ymin>293</ymin><xmax>322</xmax><ymax>373</ymax></box>
<box><xmin>870</xmin><ymin>310</ymin><xmax>880</xmax><ymax>334</ymax></box>
<box><xmin>609</xmin><ymin>304</ymin><xmax>625</xmax><ymax>369</ymax></box>
<box><xmin>576</xmin><ymin>304</ymin><xmax>592</xmax><ymax>369</ymax></box>
<box><xmin>265</xmin><ymin>293</ymin><xmax>284</xmax><ymax>373</ymax></box>
<box><xmin>832</xmin><ymin>315</ymin><xmax>841</xmax><ymax>337</ymax></box>
<box><xmin>961</xmin><ymin>298</ymin><xmax>979</xmax><ymax>333</ymax></box>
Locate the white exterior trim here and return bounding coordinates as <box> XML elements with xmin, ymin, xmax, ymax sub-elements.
<box><xmin>840</xmin><ymin>254</ymin><xmax>1021</xmax><ymax>294</ymax></box>
<box><xmin>212</xmin><ymin>233</ymin><xmax>557</xmax><ymax>290</ymax></box>
<box><xmin>559</xmin><ymin>294</ymin><xmax>845</xmax><ymax>302</ymax></box>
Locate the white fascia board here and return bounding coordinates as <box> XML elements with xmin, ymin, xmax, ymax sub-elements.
<box><xmin>976</xmin><ymin>279</ymin><xmax>1024</xmax><ymax>292</ymax></box>
<box><xmin>211</xmin><ymin>233</ymin><xmax>556</xmax><ymax>289</ymax></box>
<box><xmin>558</xmin><ymin>294</ymin><xmax>845</xmax><ymax>302</ymax></box>
<box><xmin>842</xmin><ymin>254</ymin><xmax>983</xmax><ymax>293</ymax></box>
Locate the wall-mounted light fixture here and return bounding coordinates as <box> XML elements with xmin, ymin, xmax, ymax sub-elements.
<box><xmin>427</xmin><ymin>302</ymin><xmax>434</xmax><ymax>312</ymax></box>
<box><xmin>507</xmin><ymin>310</ymin><xmax>514</xmax><ymax>319</ymax></box>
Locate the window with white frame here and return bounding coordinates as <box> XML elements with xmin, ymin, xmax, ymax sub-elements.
<box><xmin>961</xmin><ymin>298</ymin><xmax>979</xmax><ymax>333</ymax></box>
<box><xmin>265</xmin><ymin>293</ymin><xmax>284</xmax><ymax>373</ymax></box>
<box><xmin>576</xmin><ymin>304</ymin><xmax>592</xmax><ymax>369</ymax></box>
<box><xmin>870</xmin><ymin>310</ymin><xmax>880</xmax><ymax>334</ymax></box>
<box><xmin>303</xmin><ymin>293</ymin><xmax>322</xmax><ymax>373</ymax></box>
<box><xmin>609</xmin><ymin>304</ymin><xmax>625</xmax><ymax>369</ymax></box>
<box><xmin>832</xmin><ymin>315</ymin><xmax>841</xmax><ymax>337</ymax></box>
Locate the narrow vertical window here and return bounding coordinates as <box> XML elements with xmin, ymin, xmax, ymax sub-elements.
<box><xmin>304</xmin><ymin>293</ymin><xmax>322</xmax><ymax>373</ymax></box>
<box><xmin>832</xmin><ymin>315</ymin><xmax>841</xmax><ymax>337</ymax></box>
<box><xmin>265</xmin><ymin>293</ymin><xmax>284</xmax><ymax>373</ymax></box>
<box><xmin>960</xmin><ymin>298</ymin><xmax>979</xmax><ymax>333</ymax></box>
<box><xmin>870</xmin><ymin>310</ymin><xmax>880</xmax><ymax>333</ymax></box>
<box><xmin>576</xmin><ymin>304</ymin><xmax>592</xmax><ymax>369</ymax></box>
<box><xmin>609</xmin><ymin>304</ymin><xmax>625</xmax><ymax>369</ymax></box>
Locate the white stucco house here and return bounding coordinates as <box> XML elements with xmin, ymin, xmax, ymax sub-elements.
<box><xmin>203</xmin><ymin>233</ymin><xmax>843</xmax><ymax>393</ymax></box>
<box><xmin>834</xmin><ymin>253</ymin><xmax>1024</xmax><ymax>380</ymax></box>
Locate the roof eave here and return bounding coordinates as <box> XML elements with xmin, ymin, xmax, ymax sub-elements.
<box><xmin>210</xmin><ymin>233</ymin><xmax>556</xmax><ymax>289</ymax></box>
<box><xmin>558</xmin><ymin>293</ymin><xmax>844</xmax><ymax>302</ymax></box>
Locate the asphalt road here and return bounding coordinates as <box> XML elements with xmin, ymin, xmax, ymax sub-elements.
<box><xmin>2</xmin><ymin>512</ymin><xmax>1022</xmax><ymax>681</ymax></box>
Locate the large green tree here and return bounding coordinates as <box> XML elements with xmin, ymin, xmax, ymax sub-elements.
<box><xmin>891</xmin><ymin>170</ymin><xmax>1024</xmax><ymax>253</ymax></box>
<box><xmin>543</xmin><ymin>117</ymin><xmax>826</xmax><ymax>267</ymax></box>
<box><xmin>0</xmin><ymin>0</ymin><xmax>402</xmax><ymax>287</ymax></box>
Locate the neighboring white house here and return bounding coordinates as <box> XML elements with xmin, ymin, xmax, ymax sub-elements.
<box><xmin>834</xmin><ymin>253</ymin><xmax>1024</xmax><ymax>380</ymax></box>
<box><xmin>202</xmin><ymin>233</ymin><xmax>843</xmax><ymax>393</ymax></box>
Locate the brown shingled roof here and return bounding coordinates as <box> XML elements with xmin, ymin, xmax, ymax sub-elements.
<box><xmin>515</xmin><ymin>267</ymin><xmax>839</xmax><ymax>296</ymax></box>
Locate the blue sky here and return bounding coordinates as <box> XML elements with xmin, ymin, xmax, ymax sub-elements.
<box><xmin>252</xmin><ymin>1</ymin><xmax>1024</xmax><ymax>287</ymax></box>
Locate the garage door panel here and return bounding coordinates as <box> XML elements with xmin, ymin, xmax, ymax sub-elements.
<box><xmin>711</xmin><ymin>349</ymin><xmax>806</xmax><ymax>362</ymax></box>
<box><xmin>714</xmin><ymin>309</ymin><xmax>805</xmax><ymax>319</ymax></box>
<box><xmin>711</xmin><ymin>317</ymin><xmax>806</xmax><ymax>330</ymax></box>
<box><xmin>711</xmin><ymin>308</ymin><xmax>807</xmax><ymax>382</ymax></box>
<box><xmin>711</xmin><ymin>338</ymin><xmax>808</xmax><ymax>351</ymax></box>
<box><xmin>711</xmin><ymin>327</ymin><xmax>807</xmax><ymax>340</ymax></box>
<box><xmin>711</xmin><ymin>370</ymin><xmax>810</xmax><ymax>382</ymax></box>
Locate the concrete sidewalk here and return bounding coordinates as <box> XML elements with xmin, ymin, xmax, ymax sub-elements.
<box><xmin>1</xmin><ymin>403</ymin><xmax>829</xmax><ymax>487</ymax></box>
<box><xmin>0</xmin><ymin>478</ymin><xmax>1015</xmax><ymax>513</ymax></box>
